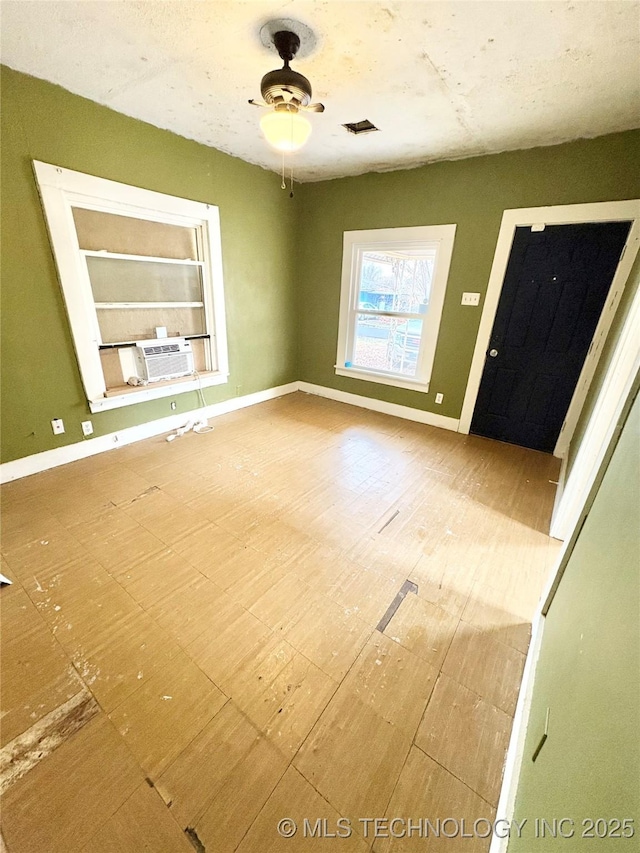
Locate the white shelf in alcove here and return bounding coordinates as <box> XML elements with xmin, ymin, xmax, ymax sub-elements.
<box><xmin>81</xmin><ymin>249</ymin><xmax>204</xmax><ymax>267</ymax></box>
<box><xmin>95</xmin><ymin>302</ymin><xmax>204</xmax><ymax>309</ymax></box>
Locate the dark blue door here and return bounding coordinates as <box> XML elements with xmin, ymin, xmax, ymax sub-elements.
<box><xmin>471</xmin><ymin>221</ymin><xmax>631</xmax><ymax>453</ymax></box>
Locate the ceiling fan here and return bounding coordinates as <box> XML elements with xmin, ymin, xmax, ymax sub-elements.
<box><xmin>249</xmin><ymin>29</ymin><xmax>324</xmax><ymax>155</ymax></box>
<box><xmin>249</xmin><ymin>29</ymin><xmax>325</xmax><ymax>115</ymax></box>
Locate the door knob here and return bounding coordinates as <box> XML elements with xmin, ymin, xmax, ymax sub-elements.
<box><xmin>488</xmin><ymin>349</ymin><xmax>498</xmax><ymax>358</ymax></box>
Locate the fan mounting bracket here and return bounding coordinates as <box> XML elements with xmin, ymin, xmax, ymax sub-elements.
<box><xmin>258</xmin><ymin>18</ymin><xmax>318</xmax><ymax>59</ymax></box>
<box><xmin>273</xmin><ymin>30</ymin><xmax>300</xmax><ymax>63</ymax></box>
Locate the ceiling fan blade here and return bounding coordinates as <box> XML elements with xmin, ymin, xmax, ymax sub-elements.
<box><xmin>304</xmin><ymin>102</ymin><xmax>325</xmax><ymax>113</ymax></box>
<box><xmin>248</xmin><ymin>99</ymin><xmax>269</xmax><ymax>108</ymax></box>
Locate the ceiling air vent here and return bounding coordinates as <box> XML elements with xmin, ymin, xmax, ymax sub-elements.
<box><xmin>343</xmin><ymin>120</ymin><xmax>379</xmax><ymax>135</ymax></box>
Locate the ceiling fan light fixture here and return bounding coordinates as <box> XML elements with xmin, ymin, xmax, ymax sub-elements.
<box><xmin>260</xmin><ymin>107</ymin><xmax>312</xmax><ymax>153</ymax></box>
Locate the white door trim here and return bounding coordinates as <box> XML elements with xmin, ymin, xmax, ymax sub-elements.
<box><xmin>550</xmin><ymin>284</ymin><xmax>640</xmax><ymax>541</ymax></box>
<box><xmin>458</xmin><ymin>201</ymin><xmax>640</xmax><ymax>449</ymax></box>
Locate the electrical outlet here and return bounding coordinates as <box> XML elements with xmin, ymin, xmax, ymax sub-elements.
<box><xmin>461</xmin><ymin>292</ymin><xmax>481</xmax><ymax>306</ymax></box>
<box><xmin>170</xmin><ymin>401</ymin><xmax>177</xmax><ymax>410</ymax></box>
<box><xmin>51</xmin><ymin>418</ymin><xmax>65</xmax><ymax>435</ymax></box>
<box><xmin>81</xmin><ymin>420</ymin><xmax>93</xmax><ymax>437</ymax></box>
<box><xmin>435</xmin><ymin>393</ymin><xmax>444</xmax><ymax>404</ymax></box>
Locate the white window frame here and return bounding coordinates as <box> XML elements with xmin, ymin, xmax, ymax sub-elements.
<box><xmin>33</xmin><ymin>161</ymin><xmax>229</xmax><ymax>413</ymax></box>
<box><xmin>336</xmin><ymin>224</ymin><xmax>456</xmax><ymax>392</ymax></box>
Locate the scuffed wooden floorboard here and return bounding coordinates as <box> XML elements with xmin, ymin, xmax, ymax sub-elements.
<box><xmin>0</xmin><ymin>689</ymin><xmax>100</xmax><ymax>794</ymax></box>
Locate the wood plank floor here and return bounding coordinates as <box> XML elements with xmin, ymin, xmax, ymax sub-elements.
<box><xmin>0</xmin><ymin>392</ymin><xmax>561</xmax><ymax>852</ymax></box>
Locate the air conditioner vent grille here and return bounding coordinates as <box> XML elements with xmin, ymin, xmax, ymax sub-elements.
<box><xmin>141</xmin><ymin>343</ymin><xmax>181</xmax><ymax>355</ymax></box>
<box><xmin>124</xmin><ymin>337</ymin><xmax>195</xmax><ymax>383</ymax></box>
<box><xmin>145</xmin><ymin>353</ymin><xmax>191</xmax><ymax>380</ymax></box>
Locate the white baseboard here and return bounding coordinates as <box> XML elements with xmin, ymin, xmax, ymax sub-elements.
<box><xmin>298</xmin><ymin>381</ymin><xmax>460</xmax><ymax>432</ymax></box>
<box><xmin>489</xmin><ymin>610</ymin><xmax>546</xmax><ymax>853</ymax></box>
<box><xmin>489</xmin><ymin>499</ymin><xmax>590</xmax><ymax>851</ymax></box>
<box><xmin>1</xmin><ymin>380</ymin><xmax>461</xmax><ymax>483</ymax></box>
<box><xmin>0</xmin><ymin>382</ymin><xmax>298</xmax><ymax>484</ymax></box>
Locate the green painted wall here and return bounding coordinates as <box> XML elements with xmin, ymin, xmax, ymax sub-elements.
<box><xmin>296</xmin><ymin>131</ymin><xmax>640</xmax><ymax>419</ymax></box>
<box><xmin>508</xmin><ymin>388</ymin><xmax>639</xmax><ymax>850</ymax></box>
<box><xmin>0</xmin><ymin>66</ymin><xmax>298</xmax><ymax>463</ymax></box>
<box><xmin>2</xmin><ymin>64</ymin><xmax>640</xmax><ymax>465</ymax></box>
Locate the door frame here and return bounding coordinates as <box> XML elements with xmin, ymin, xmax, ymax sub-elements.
<box><xmin>458</xmin><ymin>200</ymin><xmax>640</xmax><ymax>454</ymax></box>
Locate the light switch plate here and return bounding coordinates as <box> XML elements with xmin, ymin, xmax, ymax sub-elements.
<box><xmin>461</xmin><ymin>292</ymin><xmax>481</xmax><ymax>306</ymax></box>
<box><xmin>51</xmin><ymin>418</ymin><xmax>65</xmax><ymax>435</ymax></box>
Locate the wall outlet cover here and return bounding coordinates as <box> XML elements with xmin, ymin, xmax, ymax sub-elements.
<box><xmin>81</xmin><ymin>420</ymin><xmax>93</xmax><ymax>436</ymax></box>
<box><xmin>435</xmin><ymin>393</ymin><xmax>444</xmax><ymax>404</ymax></box>
<box><xmin>461</xmin><ymin>292</ymin><xmax>481</xmax><ymax>306</ymax></box>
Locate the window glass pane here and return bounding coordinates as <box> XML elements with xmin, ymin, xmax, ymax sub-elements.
<box><xmin>87</xmin><ymin>256</ymin><xmax>203</xmax><ymax>303</ymax></box>
<box><xmin>359</xmin><ymin>251</ymin><xmax>435</xmax><ymax>314</ymax></box>
<box><xmin>96</xmin><ymin>306</ymin><xmax>205</xmax><ymax>344</ymax></box>
<box><xmin>352</xmin><ymin>314</ymin><xmax>422</xmax><ymax>377</ymax></box>
<box><xmin>72</xmin><ymin>208</ymin><xmax>199</xmax><ymax>259</ymax></box>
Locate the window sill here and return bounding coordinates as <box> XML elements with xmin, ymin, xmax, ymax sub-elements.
<box><xmin>335</xmin><ymin>366</ymin><xmax>429</xmax><ymax>393</ymax></box>
<box><xmin>89</xmin><ymin>371</ymin><xmax>229</xmax><ymax>413</ymax></box>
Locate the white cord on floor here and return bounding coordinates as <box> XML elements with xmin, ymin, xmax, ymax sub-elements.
<box><xmin>165</xmin><ymin>369</ymin><xmax>214</xmax><ymax>441</ymax></box>
<box><xmin>192</xmin><ymin>369</ymin><xmax>214</xmax><ymax>433</ymax></box>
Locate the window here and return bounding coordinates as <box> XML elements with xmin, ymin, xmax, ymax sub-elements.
<box><xmin>336</xmin><ymin>225</ymin><xmax>456</xmax><ymax>392</ymax></box>
<box><xmin>34</xmin><ymin>161</ymin><xmax>228</xmax><ymax>412</ymax></box>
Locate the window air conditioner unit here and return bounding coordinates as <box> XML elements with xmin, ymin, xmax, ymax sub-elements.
<box><xmin>119</xmin><ymin>337</ymin><xmax>194</xmax><ymax>384</ymax></box>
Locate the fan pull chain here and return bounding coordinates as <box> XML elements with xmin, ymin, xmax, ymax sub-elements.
<box><xmin>281</xmin><ymin>153</ymin><xmax>286</xmax><ymax>190</ymax></box>
<box><xmin>290</xmin><ymin>165</ymin><xmax>294</xmax><ymax>198</ymax></box>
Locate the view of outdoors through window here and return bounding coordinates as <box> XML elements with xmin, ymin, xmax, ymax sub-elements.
<box><xmin>353</xmin><ymin>249</ymin><xmax>435</xmax><ymax>376</ymax></box>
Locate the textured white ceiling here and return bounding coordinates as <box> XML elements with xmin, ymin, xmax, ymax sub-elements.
<box><xmin>2</xmin><ymin>1</ymin><xmax>639</xmax><ymax>181</ymax></box>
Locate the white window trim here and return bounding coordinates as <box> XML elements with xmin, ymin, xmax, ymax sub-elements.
<box><xmin>335</xmin><ymin>224</ymin><xmax>456</xmax><ymax>393</ymax></box>
<box><xmin>33</xmin><ymin>161</ymin><xmax>229</xmax><ymax>413</ymax></box>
